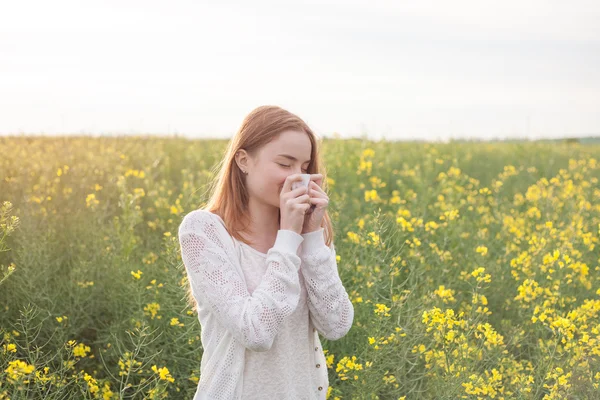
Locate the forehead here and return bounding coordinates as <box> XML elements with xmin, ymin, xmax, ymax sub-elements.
<box><xmin>263</xmin><ymin>130</ymin><xmax>312</xmax><ymax>159</ymax></box>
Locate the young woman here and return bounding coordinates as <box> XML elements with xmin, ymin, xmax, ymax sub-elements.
<box><xmin>178</xmin><ymin>105</ymin><xmax>354</xmax><ymax>399</ymax></box>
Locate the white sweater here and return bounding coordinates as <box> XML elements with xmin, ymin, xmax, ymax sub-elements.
<box><xmin>178</xmin><ymin>209</ymin><xmax>354</xmax><ymax>400</ymax></box>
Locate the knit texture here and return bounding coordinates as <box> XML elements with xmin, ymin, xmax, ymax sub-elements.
<box><xmin>178</xmin><ymin>209</ymin><xmax>354</xmax><ymax>399</ymax></box>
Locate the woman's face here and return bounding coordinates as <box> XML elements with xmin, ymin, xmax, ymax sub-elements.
<box><xmin>239</xmin><ymin>129</ymin><xmax>312</xmax><ymax>208</ymax></box>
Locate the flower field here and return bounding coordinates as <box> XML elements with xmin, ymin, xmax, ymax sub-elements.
<box><xmin>1</xmin><ymin>136</ymin><xmax>599</xmax><ymax>399</ymax></box>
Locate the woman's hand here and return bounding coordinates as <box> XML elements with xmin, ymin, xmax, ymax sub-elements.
<box><xmin>301</xmin><ymin>174</ymin><xmax>329</xmax><ymax>234</ymax></box>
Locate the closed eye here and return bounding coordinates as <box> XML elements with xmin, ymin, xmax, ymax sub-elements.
<box><xmin>278</xmin><ymin>163</ymin><xmax>308</xmax><ymax>173</ymax></box>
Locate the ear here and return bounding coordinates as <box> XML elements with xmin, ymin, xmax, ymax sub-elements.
<box><xmin>235</xmin><ymin>149</ymin><xmax>249</xmax><ymax>172</ymax></box>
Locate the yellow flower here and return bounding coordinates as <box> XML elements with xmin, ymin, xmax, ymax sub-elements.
<box><xmin>151</xmin><ymin>365</ymin><xmax>175</xmax><ymax>383</ymax></box>
<box><xmin>131</xmin><ymin>270</ymin><xmax>143</xmax><ymax>280</ymax></box>
<box><xmin>367</xmin><ymin>232</ymin><xmax>380</xmax><ymax>246</ymax></box>
<box><xmin>118</xmin><ymin>352</ymin><xmax>142</xmax><ymax>376</ymax></box>
<box><xmin>5</xmin><ymin>360</ymin><xmax>35</xmax><ymax>383</ymax></box>
<box><xmin>362</xmin><ymin>148</ymin><xmax>375</xmax><ymax>158</ymax></box>
<box><xmin>144</xmin><ymin>302</ymin><xmax>161</xmax><ymax>319</ymax></box>
<box><xmin>475</xmin><ymin>245</ymin><xmax>488</xmax><ymax>256</ymax></box>
<box><xmin>357</xmin><ymin>218</ymin><xmax>365</xmax><ymax>230</ymax></box>
<box><xmin>434</xmin><ymin>285</ymin><xmax>456</xmax><ymax>303</ymax></box>
<box><xmin>374</xmin><ymin>303</ymin><xmax>391</xmax><ymax>317</ymax></box>
<box><xmin>346</xmin><ymin>231</ymin><xmax>360</xmax><ymax>244</ymax></box>
<box><xmin>86</xmin><ymin>193</ymin><xmax>99</xmax><ymax>208</ymax></box>
<box><xmin>470</xmin><ymin>267</ymin><xmax>492</xmax><ymax>284</ymax></box>
<box><xmin>3</xmin><ymin>343</ymin><xmax>17</xmax><ymax>353</ymax></box>
<box><xmin>83</xmin><ymin>373</ymin><xmax>99</xmax><ymax>394</ymax></box>
<box><xmin>102</xmin><ymin>382</ymin><xmax>114</xmax><ymax>399</ymax></box>
<box><xmin>124</xmin><ymin>169</ymin><xmax>145</xmax><ymax>178</ymax></box>
<box><xmin>397</xmin><ymin>209</ymin><xmax>411</xmax><ymax>218</ymax></box>
<box><xmin>364</xmin><ymin>189</ymin><xmax>381</xmax><ymax>202</ymax></box>
<box><xmin>73</xmin><ymin>343</ymin><xmax>91</xmax><ymax>358</ymax></box>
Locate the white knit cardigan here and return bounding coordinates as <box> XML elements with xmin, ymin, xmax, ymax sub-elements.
<box><xmin>178</xmin><ymin>209</ymin><xmax>354</xmax><ymax>399</ymax></box>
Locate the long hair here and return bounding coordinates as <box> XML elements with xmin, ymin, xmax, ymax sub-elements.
<box><xmin>185</xmin><ymin>105</ymin><xmax>334</xmax><ymax>312</ymax></box>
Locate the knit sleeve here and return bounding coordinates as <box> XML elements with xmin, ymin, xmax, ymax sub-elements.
<box><xmin>178</xmin><ymin>210</ymin><xmax>304</xmax><ymax>352</ymax></box>
<box><xmin>300</xmin><ymin>227</ymin><xmax>354</xmax><ymax>341</ymax></box>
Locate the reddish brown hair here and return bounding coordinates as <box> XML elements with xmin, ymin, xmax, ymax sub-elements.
<box><xmin>185</xmin><ymin>105</ymin><xmax>335</xmax><ymax>311</ymax></box>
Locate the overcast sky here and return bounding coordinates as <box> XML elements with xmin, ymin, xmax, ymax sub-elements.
<box><xmin>1</xmin><ymin>0</ymin><xmax>599</xmax><ymax>141</ymax></box>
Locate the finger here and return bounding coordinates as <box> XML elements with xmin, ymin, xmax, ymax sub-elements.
<box><xmin>309</xmin><ymin>188</ymin><xmax>325</xmax><ymax>199</ymax></box>
<box><xmin>293</xmin><ymin>194</ymin><xmax>311</xmax><ymax>205</ymax></box>
<box><xmin>309</xmin><ymin>181</ymin><xmax>323</xmax><ymax>190</ymax></box>
<box><xmin>309</xmin><ymin>182</ymin><xmax>327</xmax><ymax>196</ymax></box>
<box><xmin>309</xmin><ymin>197</ymin><xmax>328</xmax><ymax>207</ymax></box>
<box><xmin>290</xmin><ymin>185</ymin><xmax>309</xmax><ymax>197</ymax></box>
<box><xmin>282</xmin><ymin>174</ymin><xmax>304</xmax><ymax>193</ymax></box>
<box><xmin>309</xmin><ymin>174</ymin><xmax>323</xmax><ymax>187</ymax></box>
<box><xmin>297</xmin><ymin>202</ymin><xmax>311</xmax><ymax>214</ymax></box>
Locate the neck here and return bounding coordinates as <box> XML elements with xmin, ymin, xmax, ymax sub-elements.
<box><xmin>243</xmin><ymin>197</ymin><xmax>281</xmax><ymax>244</ymax></box>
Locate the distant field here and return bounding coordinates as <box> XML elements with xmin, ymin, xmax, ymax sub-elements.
<box><xmin>1</xmin><ymin>136</ymin><xmax>599</xmax><ymax>399</ymax></box>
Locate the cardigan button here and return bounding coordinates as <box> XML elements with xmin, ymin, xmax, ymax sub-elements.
<box><xmin>316</xmin><ymin>363</ymin><xmax>320</xmax><ymax>368</ymax></box>
<box><xmin>314</xmin><ymin>346</ymin><xmax>318</xmax><ymax>351</ymax></box>
<box><xmin>313</xmin><ymin>328</ymin><xmax>316</xmax><ymax>332</ymax></box>
<box><xmin>318</xmin><ymin>386</ymin><xmax>323</xmax><ymax>391</ymax></box>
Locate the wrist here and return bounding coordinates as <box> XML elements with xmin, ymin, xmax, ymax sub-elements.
<box><xmin>274</xmin><ymin>229</ymin><xmax>304</xmax><ymax>254</ymax></box>
<box><xmin>300</xmin><ymin>227</ymin><xmax>326</xmax><ymax>252</ymax></box>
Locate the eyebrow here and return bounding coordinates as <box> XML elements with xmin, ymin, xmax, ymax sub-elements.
<box><xmin>277</xmin><ymin>154</ymin><xmax>311</xmax><ymax>164</ymax></box>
